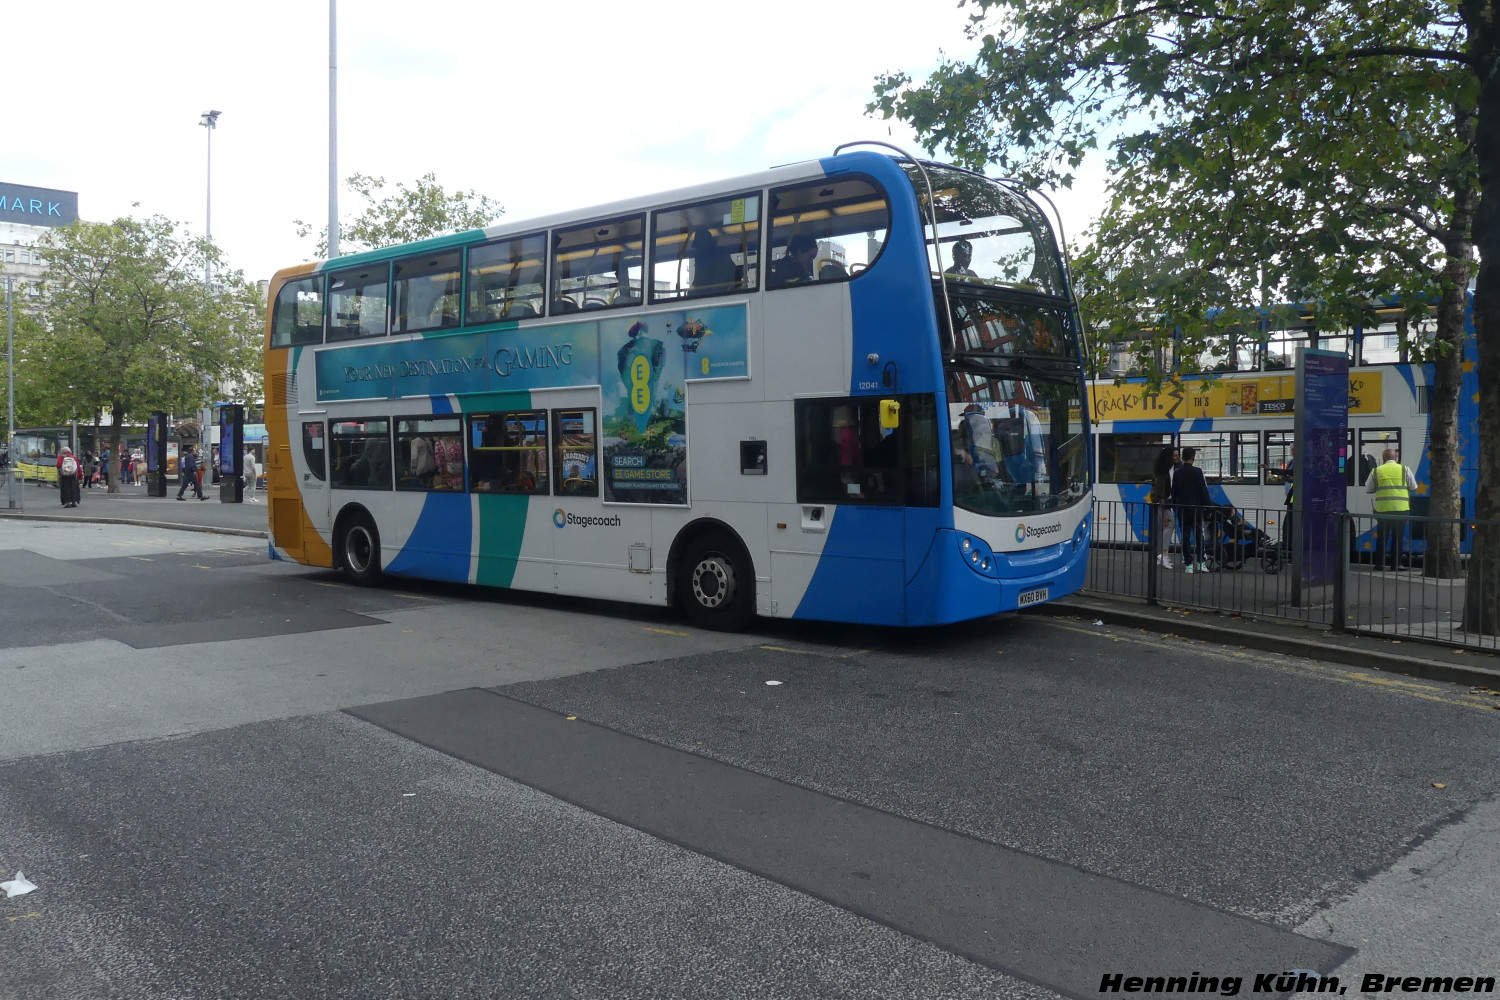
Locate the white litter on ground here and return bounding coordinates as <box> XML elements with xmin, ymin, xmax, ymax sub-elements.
<box><xmin>765</xmin><ymin>680</ymin><xmax>783</xmax><ymax>686</ymax></box>
<box><xmin>2</xmin><ymin>872</ymin><xmax>37</xmax><ymax>898</ymax></box>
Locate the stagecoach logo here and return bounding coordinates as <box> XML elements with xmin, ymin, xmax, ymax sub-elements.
<box><xmin>1015</xmin><ymin>522</ymin><xmax>1063</xmax><ymax>543</ymax></box>
<box><xmin>554</xmin><ymin>510</ymin><xmax>623</xmax><ymax>529</ymax></box>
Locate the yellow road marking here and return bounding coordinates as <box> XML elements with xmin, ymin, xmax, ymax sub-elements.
<box><xmin>642</xmin><ymin>627</ymin><xmax>689</xmax><ymax>636</ymax></box>
<box><xmin>1041</xmin><ymin>620</ymin><xmax>1496</xmax><ymax>713</ymax></box>
<box><xmin>129</xmin><ymin>557</ymin><xmax>153</xmax><ymax>562</ymax></box>
<box><xmin>6</xmin><ymin>913</ymin><xmax>40</xmax><ymax>923</ymax></box>
<box><xmin>761</xmin><ymin>644</ymin><xmax>870</xmax><ymax>660</ymax></box>
<box><xmin>393</xmin><ymin>593</ymin><xmax>433</xmax><ymax>601</ymax></box>
<box><xmin>312</xmin><ymin>581</ymin><xmax>344</xmax><ymax>588</ymax></box>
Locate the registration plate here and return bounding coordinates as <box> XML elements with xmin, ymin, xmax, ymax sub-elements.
<box><xmin>1016</xmin><ymin>587</ymin><xmax>1050</xmax><ymax>607</ymax></box>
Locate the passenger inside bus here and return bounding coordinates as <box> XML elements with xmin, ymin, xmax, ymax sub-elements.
<box><xmin>688</xmin><ymin>229</ymin><xmax>738</xmax><ymax>297</ymax></box>
<box><xmin>768</xmin><ymin>234</ymin><xmax>818</xmax><ymax>287</ymax></box>
<box><xmin>945</xmin><ymin>239</ymin><xmax>978</xmax><ymax>278</ymax></box>
<box><xmin>433</xmin><ymin>436</ymin><xmax>463</xmax><ymax>490</ymax></box>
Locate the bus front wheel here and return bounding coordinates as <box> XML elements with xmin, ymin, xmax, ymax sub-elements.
<box><xmin>679</xmin><ymin>533</ymin><xmax>753</xmax><ymax>631</ymax></box>
<box><xmin>338</xmin><ymin>514</ymin><xmax>382</xmax><ymax>586</ymax></box>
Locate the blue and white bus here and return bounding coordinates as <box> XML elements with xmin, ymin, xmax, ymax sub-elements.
<box><xmin>262</xmin><ymin>145</ymin><xmax>1092</xmax><ymax>629</ymax></box>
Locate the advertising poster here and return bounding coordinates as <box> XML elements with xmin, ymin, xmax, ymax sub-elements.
<box><xmin>600</xmin><ymin>315</ymin><xmax>688</xmax><ymax>503</ymax></box>
<box><xmin>1293</xmin><ymin>348</ymin><xmax>1349</xmax><ymax>591</ymax></box>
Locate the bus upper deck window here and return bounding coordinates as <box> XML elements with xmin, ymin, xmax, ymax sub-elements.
<box><xmin>551</xmin><ymin>216</ymin><xmax>645</xmax><ymax>313</ymax></box>
<box><xmin>393</xmin><ymin>251</ymin><xmax>462</xmax><ymax>334</ymax></box>
<box><xmin>767</xmin><ymin>176</ymin><xmax>890</xmax><ymax>290</ymax></box>
<box><xmin>649</xmin><ymin>194</ymin><xmax>760</xmax><ymax>303</ymax></box>
<box><xmin>327</xmin><ymin>265</ymin><xmax>391</xmax><ymax>342</ymax></box>
<box><xmin>271</xmin><ymin>275</ymin><xmax>325</xmax><ymax>347</ymax></box>
<box><xmin>466</xmin><ymin>233</ymin><xmax>546</xmax><ymax>324</ymax></box>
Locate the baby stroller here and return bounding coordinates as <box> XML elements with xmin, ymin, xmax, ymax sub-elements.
<box><xmin>1204</xmin><ymin>503</ymin><xmax>1281</xmax><ymax>574</ymax></box>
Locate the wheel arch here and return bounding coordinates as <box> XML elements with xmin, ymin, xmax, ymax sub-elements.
<box><xmin>665</xmin><ymin>518</ymin><xmax>756</xmax><ymax>609</ymax></box>
<box><xmin>331</xmin><ymin>501</ymin><xmax>376</xmax><ymax>570</ymax></box>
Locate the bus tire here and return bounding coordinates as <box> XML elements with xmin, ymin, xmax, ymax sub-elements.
<box><xmin>678</xmin><ymin>532</ymin><xmax>754</xmax><ymax>631</ymax></box>
<box><xmin>338</xmin><ymin>513</ymin><xmax>382</xmax><ymax>586</ymax></box>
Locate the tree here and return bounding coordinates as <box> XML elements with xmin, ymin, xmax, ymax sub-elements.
<box><xmin>872</xmin><ymin>0</ymin><xmax>1499</xmax><ymax>628</ymax></box>
<box><xmin>30</xmin><ymin>216</ymin><xmax>263</xmax><ymax>492</ymax></box>
<box><xmin>295</xmin><ymin>172</ymin><xmax>504</xmax><ymax>258</ymax></box>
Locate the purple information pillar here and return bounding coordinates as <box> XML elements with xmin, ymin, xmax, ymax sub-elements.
<box><xmin>1292</xmin><ymin>347</ymin><xmax>1349</xmax><ymax>597</ymax></box>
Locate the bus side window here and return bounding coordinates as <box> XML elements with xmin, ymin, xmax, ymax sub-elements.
<box><xmin>794</xmin><ymin>397</ymin><xmax>902</xmax><ymax>505</ymax></box>
<box><xmin>551</xmin><ymin>409</ymin><xmax>598</xmax><ymax>497</ymax></box>
<box><xmin>393</xmin><ymin>251</ymin><xmax>462</xmax><ymax>334</ymax></box>
<box><xmin>465</xmin><ymin>233</ymin><xmax>546</xmax><ymax>324</ymax></box>
<box><xmin>649</xmin><ymin>194</ymin><xmax>760</xmax><ymax>303</ymax></box>
<box><xmin>767</xmin><ymin>176</ymin><xmax>890</xmax><ymax>290</ymax></box>
<box><xmin>551</xmin><ymin>216</ymin><xmax>644</xmax><ymax>313</ymax></box>
<box><xmin>301</xmin><ymin>422</ymin><xmax>326</xmax><ymax>481</ymax></box>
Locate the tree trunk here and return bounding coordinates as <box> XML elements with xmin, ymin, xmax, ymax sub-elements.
<box><xmin>1462</xmin><ymin>3</ymin><xmax>1499</xmax><ymax>634</ymax></box>
<box><xmin>107</xmin><ymin>403</ymin><xmax>124</xmax><ymax>495</ymax></box>
<box><xmin>1423</xmin><ymin>241</ymin><xmax>1471</xmax><ymax>579</ymax></box>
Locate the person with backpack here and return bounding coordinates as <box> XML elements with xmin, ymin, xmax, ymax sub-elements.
<box><xmin>56</xmin><ymin>447</ymin><xmax>81</xmax><ymax>508</ymax></box>
<box><xmin>176</xmin><ymin>445</ymin><xmax>205</xmax><ymax>500</ymax></box>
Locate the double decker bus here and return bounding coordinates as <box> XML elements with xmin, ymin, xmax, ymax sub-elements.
<box><xmin>1090</xmin><ymin>296</ymin><xmax>1479</xmax><ymax>552</ymax></box>
<box><xmin>262</xmin><ymin>145</ymin><xmax>1092</xmax><ymax>629</ymax></box>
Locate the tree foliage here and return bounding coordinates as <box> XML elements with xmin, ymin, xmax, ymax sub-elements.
<box><xmin>24</xmin><ymin>216</ymin><xmax>263</xmax><ymax>489</ymax></box>
<box><xmin>295</xmin><ymin>172</ymin><xmax>504</xmax><ymax>258</ymax></box>
<box><xmin>873</xmin><ymin>0</ymin><xmax>1499</xmax><ymax>607</ymax></box>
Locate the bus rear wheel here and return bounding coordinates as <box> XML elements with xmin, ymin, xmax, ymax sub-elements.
<box><xmin>338</xmin><ymin>514</ymin><xmax>382</xmax><ymax>586</ymax></box>
<box><xmin>679</xmin><ymin>533</ymin><xmax>753</xmax><ymax>631</ymax></box>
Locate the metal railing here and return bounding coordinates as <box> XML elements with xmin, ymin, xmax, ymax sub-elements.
<box><xmin>1087</xmin><ymin>500</ymin><xmax>1500</xmax><ymax>652</ymax></box>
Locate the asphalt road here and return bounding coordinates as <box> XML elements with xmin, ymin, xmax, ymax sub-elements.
<box><xmin>1</xmin><ymin>519</ymin><xmax>1496</xmax><ymax>999</ymax></box>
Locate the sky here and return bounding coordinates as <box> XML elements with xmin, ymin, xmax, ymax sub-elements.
<box><xmin>6</xmin><ymin>0</ymin><xmax>1108</xmax><ymax>283</ymax></box>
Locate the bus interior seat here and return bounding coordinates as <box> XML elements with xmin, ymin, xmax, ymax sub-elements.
<box><xmin>818</xmin><ymin>259</ymin><xmax>848</xmax><ymax>281</ymax></box>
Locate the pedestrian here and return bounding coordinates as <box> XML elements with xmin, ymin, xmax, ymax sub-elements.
<box><xmin>100</xmin><ymin>446</ymin><xmax>110</xmax><ymax>487</ymax></box>
<box><xmin>1150</xmin><ymin>445</ymin><xmax>1176</xmax><ymax>569</ymax></box>
<box><xmin>1173</xmin><ymin>446</ymin><xmax>1213</xmax><ymax>573</ymax></box>
<box><xmin>176</xmin><ymin>445</ymin><xmax>206</xmax><ymax>501</ymax></box>
<box><xmin>120</xmin><ymin>451</ymin><xmax>130</xmax><ymax>485</ymax></box>
<box><xmin>242</xmin><ymin>446</ymin><xmax>258</xmax><ymax>501</ymax></box>
<box><xmin>56</xmin><ymin>446</ymin><xmax>81</xmax><ymax>508</ymax></box>
<box><xmin>132</xmin><ymin>450</ymin><xmax>145</xmax><ymax>485</ymax></box>
<box><xmin>83</xmin><ymin>453</ymin><xmax>96</xmax><ymax>488</ymax></box>
<box><xmin>1365</xmin><ymin>448</ymin><xmax>1417</xmax><ymax>571</ymax></box>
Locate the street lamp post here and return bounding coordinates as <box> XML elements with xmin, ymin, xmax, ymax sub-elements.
<box><xmin>328</xmin><ymin>0</ymin><xmax>339</xmax><ymax>259</ymax></box>
<box><xmin>5</xmin><ymin>276</ymin><xmax>16</xmax><ymax>509</ymax></box>
<box><xmin>199</xmin><ymin>109</ymin><xmax>221</xmax><ymax>290</ymax></box>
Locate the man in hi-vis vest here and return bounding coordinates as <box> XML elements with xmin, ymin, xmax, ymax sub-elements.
<box><xmin>1364</xmin><ymin>448</ymin><xmax>1418</xmax><ymax>571</ymax></box>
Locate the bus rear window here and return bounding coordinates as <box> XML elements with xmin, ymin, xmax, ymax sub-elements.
<box><xmin>271</xmin><ymin>275</ymin><xmax>324</xmax><ymax>348</ymax></box>
<box><xmin>767</xmin><ymin>176</ymin><xmax>889</xmax><ymax>289</ymax></box>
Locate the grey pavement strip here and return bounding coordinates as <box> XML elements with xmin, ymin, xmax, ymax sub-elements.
<box><xmin>101</xmin><ymin>609</ymin><xmax>383</xmax><ymax>649</ymax></box>
<box><xmin>1296</xmin><ymin>794</ymin><xmax>1500</xmax><ymax>977</ymax></box>
<box><xmin>348</xmin><ymin>688</ymin><xmax>1351</xmax><ymax>999</ymax></box>
<box><xmin>0</xmin><ymin>549</ymin><xmax>123</xmax><ymax>586</ymax></box>
<box><xmin>0</xmin><ymin>511</ymin><xmax>266</xmax><ymax>537</ymax></box>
